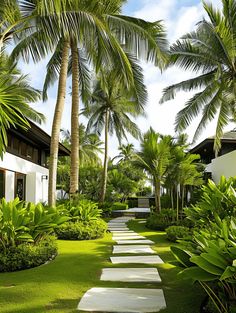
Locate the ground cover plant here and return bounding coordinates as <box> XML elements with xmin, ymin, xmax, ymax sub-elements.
<box><xmin>0</xmin><ymin>198</ymin><xmax>68</xmax><ymax>272</ymax></box>
<box><xmin>0</xmin><ymin>219</ymin><xmax>204</xmax><ymax>313</ymax></box>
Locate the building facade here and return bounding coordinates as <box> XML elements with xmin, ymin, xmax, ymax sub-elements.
<box><xmin>0</xmin><ymin>122</ymin><xmax>70</xmax><ymax>203</ymax></box>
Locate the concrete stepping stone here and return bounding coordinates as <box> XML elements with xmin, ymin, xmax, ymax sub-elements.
<box><xmin>138</xmin><ymin>221</ymin><xmax>146</xmax><ymax>224</ymax></box>
<box><xmin>110</xmin><ymin>255</ymin><xmax>164</xmax><ymax>264</ymax></box>
<box><xmin>113</xmin><ymin>245</ymin><xmax>156</xmax><ymax>254</ymax></box>
<box><xmin>100</xmin><ymin>268</ymin><xmax>161</xmax><ymax>282</ymax></box>
<box><xmin>77</xmin><ymin>287</ymin><xmax>166</xmax><ymax>312</ymax></box>
<box><xmin>112</xmin><ymin>231</ymin><xmax>139</xmax><ymax>236</ymax></box>
<box><xmin>108</xmin><ymin>223</ymin><xmax>127</xmax><ymax>227</ymax></box>
<box><xmin>112</xmin><ymin>235</ymin><xmax>145</xmax><ymax>240</ymax></box>
<box><xmin>108</xmin><ymin>228</ymin><xmax>129</xmax><ymax>231</ymax></box>
<box><xmin>116</xmin><ymin>239</ymin><xmax>154</xmax><ymax>245</ymax></box>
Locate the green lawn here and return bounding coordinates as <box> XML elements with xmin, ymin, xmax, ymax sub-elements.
<box><xmin>0</xmin><ymin>220</ymin><xmax>204</xmax><ymax>313</ymax></box>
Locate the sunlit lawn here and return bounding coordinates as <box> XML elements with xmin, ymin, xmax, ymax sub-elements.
<box><xmin>0</xmin><ymin>220</ymin><xmax>204</xmax><ymax>313</ymax></box>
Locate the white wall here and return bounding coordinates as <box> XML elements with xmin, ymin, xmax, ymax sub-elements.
<box><xmin>210</xmin><ymin>150</ymin><xmax>236</xmax><ymax>183</ymax></box>
<box><xmin>0</xmin><ymin>152</ymin><xmax>49</xmax><ymax>203</ymax></box>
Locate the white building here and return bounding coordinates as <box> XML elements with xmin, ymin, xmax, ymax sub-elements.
<box><xmin>0</xmin><ymin>121</ymin><xmax>70</xmax><ymax>203</ymax></box>
<box><xmin>190</xmin><ymin>131</ymin><xmax>236</xmax><ymax>183</ymax></box>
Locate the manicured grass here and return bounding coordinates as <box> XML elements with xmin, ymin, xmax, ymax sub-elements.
<box><xmin>0</xmin><ymin>220</ymin><xmax>204</xmax><ymax>313</ymax></box>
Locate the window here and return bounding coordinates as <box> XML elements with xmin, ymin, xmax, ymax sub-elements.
<box><xmin>27</xmin><ymin>145</ymin><xmax>33</xmax><ymax>159</ymax></box>
<box><xmin>12</xmin><ymin>137</ymin><xmax>20</xmax><ymax>153</ymax></box>
<box><xmin>0</xmin><ymin>170</ymin><xmax>5</xmax><ymax>199</ymax></box>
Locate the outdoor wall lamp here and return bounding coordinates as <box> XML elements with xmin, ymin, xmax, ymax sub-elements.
<box><xmin>41</xmin><ymin>175</ymin><xmax>48</xmax><ymax>181</ymax></box>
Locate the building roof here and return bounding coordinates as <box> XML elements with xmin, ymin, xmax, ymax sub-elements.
<box><xmin>9</xmin><ymin>120</ymin><xmax>70</xmax><ymax>156</ymax></box>
<box><xmin>190</xmin><ymin>131</ymin><xmax>236</xmax><ymax>154</ymax></box>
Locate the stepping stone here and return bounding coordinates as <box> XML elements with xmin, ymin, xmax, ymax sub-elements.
<box><xmin>77</xmin><ymin>287</ymin><xmax>166</xmax><ymax>312</ymax></box>
<box><xmin>112</xmin><ymin>235</ymin><xmax>145</xmax><ymax>240</ymax></box>
<box><xmin>108</xmin><ymin>228</ymin><xmax>129</xmax><ymax>231</ymax></box>
<box><xmin>113</xmin><ymin>245</ymin><xmax>156</xmax><ymax>254</ymax></box>
<box><xmin>110</xmin><ymin>255</ymin><xmax>164</xmax><ymax>264</ymax></box>
<box><xmin>116</xmin><ymin>239</ymin><xmax>154</xmax><ymax>244</ymax></box>
<box><xmin>112</xmin><ymin>231</ymin><xmax>139</xmax><ymax>236</ymax></box>
<box><xmin>138</xmin><ymin>221</ymin><xmax>146</xmax><ymax>224</ymax></box>
<box><xmin>108</xmin><ymin>223</ymin><xmax>127</xmax><ymax>227</ymax></box>
<box><xmin>100</xmin><ymin>268</ymin><xmax>161</xmax><ymax>282</ymax></box>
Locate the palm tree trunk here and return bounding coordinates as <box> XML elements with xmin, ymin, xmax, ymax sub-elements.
<box><xmin>154</xmin><ymin>179</ymin><xmax>161</xmax><ymax>213</ymax></box>
<box><xmin>48</xmin><ymin>39</ymin><xmax>70</xmax><ymax>207</ymax></box>
<box><xmin>100</xmin><ymin>109</ymin><xmax>109</xmax><ymax>203</ymax></box>
<box><xmin>181</xmin><ymin>185</ymin><xmax>185</xmax><ymax>212</ymax></box>
<box><xmin>171</xmin><ymin>188</ymin><xmax>174</xmax><ymax>209</ymax></box>
<box><xmin>176</xmin><ymin>186</ymin><xmax>179</xmax><ymax>221</ymax></box>
<box><xmin>70</xmin><ymin>39</ymin><xmax>79</xmax><ymax>195</ymax></box>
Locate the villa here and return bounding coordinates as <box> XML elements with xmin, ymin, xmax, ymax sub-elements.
<box><xmin>0</xmin><ymin>121</ymin><xmax>70</xmax><ymax>203</ymax></box>
<box><xmin>190</xmin><ymin>130</ymin><xmax>236</xmax><ymax>182</ymax></box>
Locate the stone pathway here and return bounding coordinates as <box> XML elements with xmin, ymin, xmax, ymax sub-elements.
<box><xmin>77</xmin><ymin>216</ymin><xmax>166</xmax><ymax>312</ymax></box>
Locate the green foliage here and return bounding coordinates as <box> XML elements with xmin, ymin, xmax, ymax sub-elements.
<box><xmin>127</xmin><ymin>198</ymin><xmax>138</xmax><ymax>208</ymax></box>
<box><xmin>166</xmin><ymin>226</ymin><xmax>191</xmax><ymax>242</ymax></box>
<box><xmin>56</xmin><ymin>219</ymin><xmax>107</xmax><ymax>240</ymax></box>
<box><xmin>0</xmin><ymin>235</ymin><xmax>57</xmax><ymax>272</ymax></box>
<box><xmin>0</xmin><ymin>198</ymin><xmax>69</xmax><ymax>251</ymax></box>
<box><xmin>111</xmin><ymin>202</ymin><xmax>128</xmax><ymax>211</ymax></box>
<box><xmin>185</xmin><ymin>177</ymin><xmax>236</xmax><ymax>227</ymax></box>
<box><xmin>146</xmin><ymin>209</ymin><xmax>176</xmax><ymax>230</ymax></box>
<box><xmin>98</xmin><ymin>202</ymin><xmax>113</xmax><ymax>217</ymax></box>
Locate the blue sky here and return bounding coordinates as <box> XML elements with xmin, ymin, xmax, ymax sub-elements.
<box><xmin>20</xmin><ymin>0</ymin><xmax>227</xmax><ymax>158</ymax></box>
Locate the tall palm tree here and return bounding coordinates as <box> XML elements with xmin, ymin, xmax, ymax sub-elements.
<box><xmin>84</xmin><ymin>64</ymin><xmax>146</xmax><ymax>203</ymax></box>
<box><xmin>134</xmin><ymin>128</ymin><xmax>172</xmax><ymax>213</ymax></box>
<box><xmin>160</xmin><ymin>0</ymin><xmax>236</xmax><ymax>155</ymax></box>
<box><xmin>13</xmin><ymin>0</ymin><xmax>168</xmax><ymax>206</ymax></box>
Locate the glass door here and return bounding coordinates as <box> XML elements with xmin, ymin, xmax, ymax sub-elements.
<box><xmin>15</xmin><ymin>173</ymin><xmax>26</xmax><ymax>200</ymax></box>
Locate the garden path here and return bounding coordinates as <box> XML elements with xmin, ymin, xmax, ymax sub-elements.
<box><xmin>77</xmin><ymin>215</ymin><xmax>166</xmax><ymax>312</ymax></box>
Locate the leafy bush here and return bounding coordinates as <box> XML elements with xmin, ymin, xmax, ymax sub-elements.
<box><xmin>56</xmin><ymin>219</ymin><xmax>107</xmax><ymax>240</ymax></box>
<box><xmin>185</xmin><ymin>176</ymin><xmax>236</xmax><ymax>227</ymax></box>
<box><xmin>58</xmin><ymin>199</ymin><xmax>102</xmax><ymax>222</ymax></box>
<box><xmin>0</xmin><ymin>198</ymin><xmax>69</xmax><ymax>251</ymax></box>
<box><xmin>146</xmin><ymin>208</ymin><xmax>176</xmax><ymax>230</ymax></box>
<box><xmin>127</xmin><ymin>198</ymin><xmax>138</xmax><ymax>208</ymax></box>
<box><xmin>98</xmin><ymin>202</ymin><xmax>113</xmax><ymax>217</ymax></box>
<box><xmin>171</xmin><ymin>216</ymin><xmax>236</xmax><ymax>313</ymax></box>
<box><xmin>166</xmin><ymin>226</ymin><xmax>191</xmax><ymax>242</ymax></box>
<box><xmin>0</xmin><ymin>235</ymin><xmax>57</xmax><ymax>272</ymax></box>
<box><xmin>111</xmin><ymin>202</ymin><xmax>128</xmax><ymax>211</ymax></box>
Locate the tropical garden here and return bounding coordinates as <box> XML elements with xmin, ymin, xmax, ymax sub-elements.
<box><xmin>0</xmin><ymin>0</ymin><xmax>236</xmax><ymax>312</ymax></box>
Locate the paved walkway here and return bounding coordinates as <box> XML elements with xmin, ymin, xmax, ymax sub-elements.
<box><xmin>78</xmin><ymin>216</ymin><xmax>166</xmax><ymax>312</ymax></box>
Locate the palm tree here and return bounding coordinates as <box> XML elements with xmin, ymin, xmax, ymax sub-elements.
<box><xmin>13</xmin><ymin>0</ymin><xmax>168</xmax><ymax>206</ymax></box>
<box><xmin>160</xmin><ymin>0</ymin><xmax>236</xmax><ymax>154</ymax></box>
<box><xmin>134</xmin><ymin>128</ymin><xmax>172</xmax><ymax>213</ymax></box>
<box><xmin>112</xmin><ymin>143</ymin><xmax>135</xmax><ymax>163</ymax></box>
<box><xmin>84</xmin><ymin>65</ymin><xmax>146</xmax><ymax>203</ymax></box>
<box><xmin>61</xmin><ymin>125</ymin><xmax>103</xmax><ymax>166</ymax></box>
<box><xmin>0</xmin><ymin>55</ymin><xmax>44</xmax><ymax>157</ymax></box>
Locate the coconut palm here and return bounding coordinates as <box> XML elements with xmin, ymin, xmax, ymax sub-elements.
<box><xmin>0</xmin><ymin>55</ymin><xmax>43</xmax><ymax>157</ymax></box>
<box><xmin>160</xmin><ymin>0</ymin><xmax>236</xmax><ymax>154</ymax></box>
<box><xmin>13</xmin><ymin>0</ymin><xmax>168</xmax><ymax>206</ymax></box>
<box><xmin>134</xmin><ymin>128</ymin><xmax>172</xmax><ymax>213</ymax></box>
<box><xmin>61</xmin><ymin>125</ymin><xmax>103</xmax><ymax>166</ymax></box>
<box><xmin>112</xmin><ymin>143</ymin><xmax>135</xmax><ymax>164</ymax></box>
<box><xmin>84</xmin><ymin>64</ymin><xmax>146</xmax><ymax>203</ymax></box>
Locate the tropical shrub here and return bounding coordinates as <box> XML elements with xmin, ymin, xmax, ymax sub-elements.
<box><xmin>165</xmin><ymin>226</ymin><xmax>191</xmax><ymax>242</ymax></box>
<box><xmin>98</xmin><ymin>202</ymin><xmax>113</xmax><ymax>217</ymax></box>
<box><xmin>185</xmin><ymin>177</ymin><xmax>236</xmax><ymax>227</ymax></box>
<box><xmin>0</xmin><ymin>198</ymin><xmax>69</xmax><ymax>251</ymax></box>
<box><xmin>58</xmin><ymin>199</ymin><xmax>102</xmax><ymax>222</ymax></box>
<box><xmin>146</xmin><ymin>209</ymin><xmax>176</xmax><ymax>230</ymax></box>
<box><xmin>171</xmin><ymin>216</ymin><xmax>236</xmax><ymax>313</ymax></box>
<box><xmin>111</xmin><ymin>202</ymin><xmax>128</xmax><ymax>211</ymax></box>
<box><xmin>127</xmin><ymin>198</ymin><xmax>138</xmax><ymax>208</ymax></box>
<box><xmin>0</xmin><ymin>235</ymin><xmax>57</xmax><ymax>272</ymax></box>
<box><xmin>56</xmin><ymin>220</ymin><xmax>107</xmax><ymax>240</ymax></box>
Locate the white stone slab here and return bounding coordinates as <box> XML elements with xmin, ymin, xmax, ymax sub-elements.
<box><xmin>108</xmin><ymin>223</ymin><xmax>127</xmax><ymax>227</ymax></box>
<box><xmin>100</xmin><ymin>268</ymin><xmax>161</xmax><ymax>282</ymax></box>
<box><xmin>108</xmin><ymin>228</ymin><xmax>129</xmax><ymax>231</ymax></box>
<box><xmin>110</xmin><ymin>255</ymin><xmax>164</xmax><ymax>264</ymax></box>
<box><xmin>138</xmin><ymin>221</ymin><xmax>146</xmax><ymax>224</ymax></box>
<box><xmin>77</xmin><ymin>287</ymin><xmax>166</xmax><ymax>312</ymax></box>
<box><xmin>112</xmin><ymin>235</ymin><xmax>145</xmax><ymax>240</ymax></box>
<box><xmin>112</xmin><ymin>231</ymin><xmax>139</xmax><ymax>236</ymax></box>
<box><xmin>113</xmin><ymin>245</ymin><xmax>156</xmax><ymax>254</ymax></box>
<box><xmin>116</xmin><ymin>239</ymin><xmax>154</xmax><ymax>244</ymax></box>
